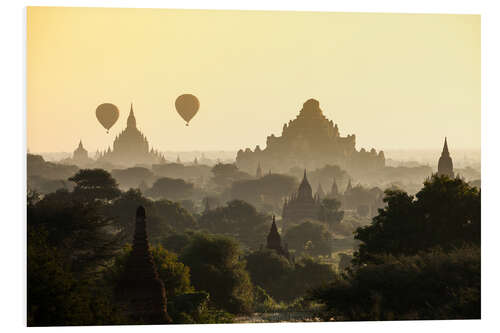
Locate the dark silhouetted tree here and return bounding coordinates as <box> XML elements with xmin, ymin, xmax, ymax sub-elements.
<box><xmin>309</xmin><ymin>246</ymin><xmax>480</xmax><ymax>321</ymax></box>
<box><xmin>355</xmin><ymin>175</ymin><xmax>480</xmax><ymax>264</ymax></box>
<box><xmin>198</xmin><ymin>200</ymin><xmax>269</xmax><ymax>249</ymax></box>
<box><xmin>283</xmin><ymin>221</ymin><xmax>334</xmax><ymax>257</ymax></box>
<box><xmin>146</xmin><ymin>177</ymin><xmax>194</xmax><ymax>201</ymax></box>
<box><xmin>180</xmin><ymin>233</ymin><xmax>254</xmax><ymax>314</ymax></box>
<box><xmin>318</xmin><ymin>198</ymin><xmax>344</xmax><ymax>228</ymax></box>
<box><xmin>68</xmin><ymin>169</ymin><xmax>121</xmax><ymax>202</ymax></box>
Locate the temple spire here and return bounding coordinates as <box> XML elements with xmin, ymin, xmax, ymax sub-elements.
<box><xmin>266</xmin><ymin>216</ymin><xmax>290</xmax><ymax>259</ymax></box>
<box><xmin>438</xmin><ymin>137</ymin><xmax>454</xmax><ymax>178</ymax></box>
<box><xmin>297</xmin><ymin>169</ymin><xmax>313</xmax><ymax>201</ymax></box>
<box><xmin>127</xmin><ymin>103</ymin><xmax>136</xmax><ymax>129</ymax></box>
<box><xmin>346</xmin><ymin>179</ymin><xmax>352</xmax><ymax>193</ymax></box>
<box><xmin>442</xmin><ymin>137</ymin><xmax>449</xmax><ymax>156</ymax></box>
<box><xmin>116</xmin><ymin>206</ymin><xmax>171</xmax><ymax>323</ymax></box>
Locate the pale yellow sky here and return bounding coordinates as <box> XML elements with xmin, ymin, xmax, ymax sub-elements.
<box><xmin>27</xmin><ymin>7</ymin><xmax>480</xmax><ymax>153</ymax></box>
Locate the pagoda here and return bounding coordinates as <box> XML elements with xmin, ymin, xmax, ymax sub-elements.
<box><xmin>116</xmin><ymin>206</ymin><xmax>171</xmax><ymax>324</ymax></box>
<box><xmin>97</xmin><ymin>104</ymin><xmax>165</xmax><ymax>166</ymax></box>
<box><xmin>236</xmin><ymin>98</ymin><xmax>385</xmax><ymax>174</ymax></box>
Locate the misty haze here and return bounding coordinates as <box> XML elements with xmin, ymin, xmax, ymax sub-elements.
<box><xmin>27</xmin><ymin>7</ymin><xmax>480</xmax><ymax>326</ymax></box>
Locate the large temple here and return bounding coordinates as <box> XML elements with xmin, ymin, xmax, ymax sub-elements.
<box><xmin>236</xmin><ymin>98</ymin><xmax>385</xmax><ymax>174</ymax></box>
<box><xmin>437</xmin><ymin>137</ymin><xmax>454</xmax><ymax>178</ymax></box>
<box><xmin>282</xmin><ymin>170</ymin><xmax>321</xmax><ymax>226</ymax></box>
<box><xmin>96</xmin><ymin>104</ymin><xmax>165</xmax><ymax>166</ymax></box>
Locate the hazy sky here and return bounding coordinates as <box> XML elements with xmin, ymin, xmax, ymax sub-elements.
<box><xmin>27</xmin><ymin>7</ymin><xmax>480</xmax><ymax>153</ymax></box>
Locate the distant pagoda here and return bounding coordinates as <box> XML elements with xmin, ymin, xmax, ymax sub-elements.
<box><xmin>282</xmin><ymin>169</ymin><xmax>321</xmax><ymax>225</ymax></box>
<box><xmin>236</xmin><ymin>99</ymin><xmax>385</xmax><ymax>174</ymax></box>
<box><xmin>116</xmin><ymin>206</ymin><xmax>171</xmax><ymax>324</ymax></box>
<box><xmin>97</xmin><ymin>104</ymin><xmax>165</xmax><ymax>166</ymax></box>
<box><xmin>437</xmin><ymin>137</ymin><xmax>454</xmax><ymax>178</ymax></box>
<box><xmin>64</xmin><ymin>140</ymin><xmax>93</xmax><ymax>166</ymax></box>
<box><xmin>266</xmin><ymin>215</ymin><xmax>290</xmax><ymax>259</ymax></box>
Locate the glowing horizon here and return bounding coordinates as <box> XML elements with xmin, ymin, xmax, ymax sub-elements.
<box><xmin>27</xmin><ymin>7</ymin><xmax>480</xmax><ymax>154</ymax></box>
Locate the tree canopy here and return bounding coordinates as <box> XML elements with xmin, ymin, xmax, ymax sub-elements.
<box><xmin>180</xmin><ymin>233</ymin><xmax>254</xmax><ymax>314</ymax></box>
<box><xmin>283</xmin><ymin>221</ymin><xmax>334</xmax><ymax>257</ymax></box>
<box><xmin>198</xmin><ymin>200</ymin><xmax>269</xmax><ymax>250</ymax></box>
<box><xmin>354</xmin><ymin>175</ymin><xmax>480</xmax><ymax>264</ymax></box>
<box><xmin>68</xmin><ymin>168</ymin><xmax>121</xmax><ymax>202</ymax></box>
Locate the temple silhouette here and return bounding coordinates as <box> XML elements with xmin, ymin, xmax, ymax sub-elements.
<box><xmin>96</xmin><ymin>104</ymin><xmax>165</xmax><ymax>166</ymax></box>
<box><xmin>282</xmin><ymin>170</ymin><xmax>321</xmax><ymax>225</ymax></box>
<box><xmin>60</xmin><ymin>139</ymin><xmax>94</xmax><ymax>166</ymax></box>
<box><xmin>116</xmin><ymin>206</ymin><xmax>171</xmax><ymax>324</ymax></box>
<box><xmin>266</xmin><ymin>215</ymin><xmax>290</xmax><ymax>260</ymax></box>
<box><xmin>236</xmin><ymin>98</ymin><xmax>385</xmax><ymax>174</ymax></box>
<box><xmin>437</xmin><ymin>137</ymin><xmax>454</xmax><ymax>178</ymax></box>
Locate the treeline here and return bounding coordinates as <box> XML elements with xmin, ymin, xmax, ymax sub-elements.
<box><xmin>309</xmin><ymin>175</ymin><xmax>481</xmax><ymax>320</ymax></box>
<box><xmin>27</xmin><ymin>168</ymin><xmax>336</xmax><ymax>325</ymax></box>
<box><xmin>27</xmin><ymin>168</ymin><xmax>481</xmax><ymax>324</ymax></box>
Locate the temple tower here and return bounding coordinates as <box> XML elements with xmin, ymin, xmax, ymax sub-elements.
<box><xmin>329</xmin><ymin>178</ymin><xmax>339</xmax><ymax>198</ymax></box>
<box><xmin>297</xmin><ymin>169</ymin><xmax>313</xmax><ymax>201</ymax></box>
<box><xmin>345</xmin><ymin>179</ymin><xmax>352</xmax><ymax>194</ymax></box>
<box><xmin>117</xmin><ymin>206</ymin><xmax>171</xmax><ymax>324</ymax></box>
<box><xmin>438</xmin><ymin>137</ymin><xmax>454</xmax><ymax>178</ymax></box>
<box><xmin>256</xmin><ymin>162</ymin><xmax>262</xmax><ymax>178</ymax></box>
<box><xmin>315</xmin><ymin>183</ymin><xmax>325</xmax><ymax>200</ymax></box>
<box><xmin>282</xmin><ymin>170</ymin><xmax>321</xmax><ymax>225</ymax></box>
<box><xmin>266</xmin><ymin>216</ymin><xmax>289</xmax><ymax>259</ymax></box>
<box><xmin>127</xmin><ymin>103</ymin><xmax>137</xmax><ymax>129</ymax></box>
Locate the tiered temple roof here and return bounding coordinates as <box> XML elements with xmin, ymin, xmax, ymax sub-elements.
<box><xmin>282</xmin><ymin>170</ymin><xmax>321</xmax><ymax>225</ymax></box>
<box><xmin>236</xmin><ymin>99</ymin><xmax>385</xmax><ymax>174</ymax></box>
<box><xmin>97</xmin><ymin>104</ymin><xmax>165</xmax><ymax>166</ymax></box>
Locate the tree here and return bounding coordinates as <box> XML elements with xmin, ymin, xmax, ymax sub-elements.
<box><xmin>146</xmin><ymin>177</ymin><xmax>194</xmax><ymax>201</ymax></box>
<box><xmin>245</xmin><ymin>249</ymin><xmax>293</xmax><ymax>300</ymax></box>
<box><xmin>309</xmin><ymin>246</ymin><xmax>480</xmax><ymax>321</ymax></box>
<box><xmin>245</xmin><ymin>250</ymin><xmax>336</xmax><ymax>302</ymax></box>
<box><xmin>354</xmin><ymin>175</ymin><xmax>480</xmax><ymax>264</ymax></box>
<box><xmin>211</xmin><ymin>163</ymin><xmax>251</xmax><ymax>189</ymax></box>
<box><xmin>318</xmin><ymin>198</ymin><xmax>344</xmax><ymax>228</ymax></box>
<box><xmin>180</xmin><ymin>233</ymin><xmax>254</xmax><ymax>314</ymax></box>
<box><xmin>231</xmin><ymin>173</ymin><xmax>297</xmax><ymax>210</ymax></box>
<box><xmin>27</xmin><ymin>189</ymin><xmax>123</xmax><ymax>275</ymax></box>
<box><xmin>283</xmin><ymin>221</ymin><xmax>334</xmax><ymax>257</ymax></box>
<box><xmin>285</xmin><ymin>257</ymin><xmax>336</xmax><ymax>302</ymax></box>
<box><xmin>28</xmin><ymin>226</ymin><xmax>122</xmax><ymax>326</ymax></box>
<box><xmin>198</xmin><ymin>200</ymin><xmax>269</xmax><ymax>249</ymax></box>
<box><xmin>160</xmin><ymin>231</ymin><xmax>196</xmax><ymax>255</ymax></box>
<box><xmin>107</xmin><ymin>244</ymin><xmax>194</xmax><ymax>299</ymax></box>
<box><xmin>68</xmin><ymin>169</ymin><xmax>121</xmax><ymax>202</ymax></box>
<box><xmin>111</xmin><ymin>167</ymin><xmax>154</xmax><ymax>190</ymax></box>
<box><xmin>107</xmin><ymin>189</ymin><xmax>197</xmax><ymax>244</ymax></box>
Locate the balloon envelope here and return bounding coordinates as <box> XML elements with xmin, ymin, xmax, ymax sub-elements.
<box><xmin>96</xmin><ymin>103</ymin><xmax>119</xmax><ymax>132</ymax></box>
<box><xmin>175</xmin><ymin>94</ymin><xmax>199</xmax><ymax>125</ymax></box>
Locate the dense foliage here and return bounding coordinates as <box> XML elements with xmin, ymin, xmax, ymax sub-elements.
<box><xmin>180</xmin><ymin>233</ymin><xmax>254</xmax><ymax>314</ymax></box>
<box><xmin>198</xmin><ymin>200</ymin><xmax>269</xmax><ymax>249</ymax></box>
<box><xmin>283</xmin><ymin>221</ymin><xmax>334</xmax><ymax>256</ymax></box>
<box><xmin>309</xmin><ymin>175</ymin><xmax>481</xmax><ymax>320</ymax></box>
<box><xmin>355</xmin><ymin>175</ymin><xmax>480</xmax><ymax>264</ymax></box>
<box><xmin>310</xmin><ymin>246</ymin><xmax>480</xmax><ymax>320</ymax></box>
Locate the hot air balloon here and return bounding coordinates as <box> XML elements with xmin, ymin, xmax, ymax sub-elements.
<box><xmin>175</xmin><ymin>94</ymin><xmax>199</xmax><ymax>126</ymax></box>
<box><xmin>96</xmin><ymin>103</ymin><xmax>119</xmax><ymax>133</ymax></box>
